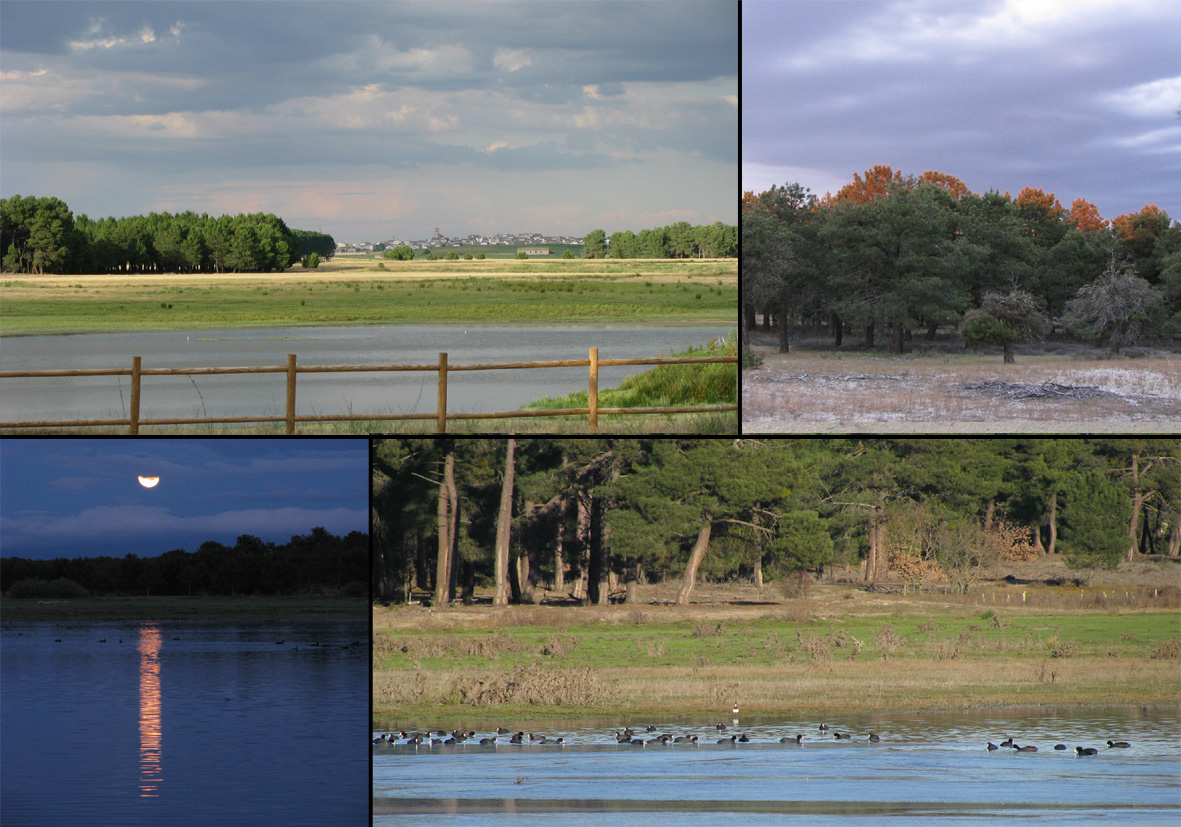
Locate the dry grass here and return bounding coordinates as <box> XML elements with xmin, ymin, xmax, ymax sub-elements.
<box><xmin>371</xmin><ymin>572</ymin><xmax>1181</xmax><ymax>720</ymax></box>
<box><xmin>742</xmin><ymin>347</ymin><xmax>1181</xmax><ymax>430</ymax></box>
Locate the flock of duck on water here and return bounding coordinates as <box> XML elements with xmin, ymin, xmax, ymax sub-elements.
<box><xmin>374</xmin><ymin>705</ymin><xmax>1132</xmax><ymax>754</ymax></box>
<box><xmin>987</xmin><ymin>737</ymin><xmax>1131</xmax><ymax>756</ymax></box>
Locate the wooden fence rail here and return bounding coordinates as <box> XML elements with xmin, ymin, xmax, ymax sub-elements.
<box><xmin>0</xmin><ymin>349</ymin><xmax>738</xmax><ymax>434</ymax></box>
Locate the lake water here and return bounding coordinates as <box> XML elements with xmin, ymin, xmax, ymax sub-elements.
<box><xmin>0</xmin><ymin>324</ymin><xmax>727</xmax><ymax>423</ymax></box>
<box><xmin>372</xmin><ymin>709</ymin><xmax>1181</xmax><ymax>825</ymax></box>
<box><xmin>2</xmin><ymin>617</ymin><xmax>368</xmax><ymax>826</ymax></box>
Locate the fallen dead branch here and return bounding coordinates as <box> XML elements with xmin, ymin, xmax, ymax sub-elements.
<box><xmin>960</xmin><ymin>381</ymin><xmax>1115</xmax><ymax>400</ymax></box>
<box><xmin>769</xmin><ymin>373</ymin><xmax>911</xmax><ymax>383</ymax></box>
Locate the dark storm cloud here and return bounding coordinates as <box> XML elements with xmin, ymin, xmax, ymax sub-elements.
<box><xmin>1</xmin><ymin>1</ymin><xmax>737</xmax><ymax>239</ymax></box>
<box><xmin>743</xmin><ymin>0</ymin><xmax>1181</xmax><ymax>221</ymax></box>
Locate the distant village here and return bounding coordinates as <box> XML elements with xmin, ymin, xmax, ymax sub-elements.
<box><xmin>335</xmin><ymin>226</ymin><xmax>583</xmax><ymax>254</ymax></box>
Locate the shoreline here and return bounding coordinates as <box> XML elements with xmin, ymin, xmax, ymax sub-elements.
<box><xmin>1</xmin><ymin>318</ymin><xmax>731</xmax><ymax>338</ymax></box>
<box><xmin>1</xmin><ymin>595</ymin><xmax>368</xmax><ymax>621</ymax></box>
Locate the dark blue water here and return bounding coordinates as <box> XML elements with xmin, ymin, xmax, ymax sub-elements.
<box><xmin>372</xmin><ymin>710</ymin><xmax>1181</xmax><ymax>825</ymax></box>
<box><xmin>2</xmin><ymin>618</ymin><xmax>368</xmax><ymax>826</ymax></box>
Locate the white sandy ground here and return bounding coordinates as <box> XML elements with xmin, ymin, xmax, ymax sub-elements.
<box><xmin>741</xmin><ymin>349</ymin><xmax>1181</xmax><ymax>433</ymax></box>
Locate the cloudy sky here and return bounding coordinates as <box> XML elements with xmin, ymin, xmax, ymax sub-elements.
<box><xmin>0</xmin><ymin>439</ymin><xmax>368</xmax><ymax>560</ymax></box>
<box><xmin>744</xmin><ymin>0</ymin><xmax>1181</xmax><ymax>222</ymax></box>
<box><xmin>0</xmin><ymin>1</ymin><xmax>737</xmax><ymax>243</ymax></box>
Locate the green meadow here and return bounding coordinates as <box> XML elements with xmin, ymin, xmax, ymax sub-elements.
<box><xmin>372</xmin><ymin>590</ymin><xmax>1181</xmax><ymax>720</ymax></box>
<box><xmin>0</xmin><ymin>258</ymin><xmax>737</xmax><ymax>334</ymax></box>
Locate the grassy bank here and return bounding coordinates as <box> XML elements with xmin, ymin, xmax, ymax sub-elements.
<box><xmin>524</xmin><ymin>333</ymin><xmax>737</xmax><ymax>413</ymax></box>
<box><xmin>372</xmin><ymin>587</ymin><xmax>1181</xmax><ymax>721</ymax></box>
<box><xmin>0</xmin><ymin>258</ymin><xmax>736</xmax><ymax>334</ymax></box>
<box><xmin>1</xmin><ymin>595</ymin><xmax>368</xmax><ymax>621</ymax></box>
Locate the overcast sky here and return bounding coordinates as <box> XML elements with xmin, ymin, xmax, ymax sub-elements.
<box><xmin>0</xmin><ymin>439</ymin><xmax>367</xmax><ymax>560</ymax></box>
<box><xmin>0</xmin><ymin>1</ymin><xmax>737</xmax><ymax>243</ymax></box>
<box><xmin>744</xmin><ymin>0</ymin><xmax>1181</xmax><ymax>222</ymax></box>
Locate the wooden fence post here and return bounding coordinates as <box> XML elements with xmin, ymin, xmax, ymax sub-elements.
<box><xmin>437</xmin><ymin>352</ymin><xmax>448</xmax><ymax>433</ymax></box>
<box><xmin>588</xmin><ymin>347</ymin><xmax>598</xmax><ymax>433</ymax></box>
<box><xmin>130</xmin><ymin>356</ymin><xmax>141</xmax><ymax>435</ymax></box>
<box><xmin>286</xmin><ymin>354</ymin><xmax>297</xmax><ymax>435</ymax></box>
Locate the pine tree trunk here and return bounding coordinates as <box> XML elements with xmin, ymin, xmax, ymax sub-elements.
<box><xmin>1003</xmin><ymin>343</ymin><xmax>1015</xmax><ymax>363</ymax></box>
<box><xmin>553</xmin><ymin>499</ymin><xmax>566</xmax><ymax>592</ymax></box>
<box><xmin>493</xmin><ymin>438</ymin><xmax>516</xmax><ymax>605</ymax></box>
<box><xmin>676</xmin><ymin>522</ymin><xmax>713</xmax><ymax>605</ymax></box>
<box><xmin>1169</xmin><ymin>517</ymin><xmax>1180</xmax><ymax>557</ymax></box>
<box><xmin>1126</xmin><ymin>454</ymin><xmax>1142</xmax><ymax>563</ymax></box>
<box><xmin>434</xmin><ymin>452</ymin><xmax>455</xmax><ymax>607</ymax></box>
<box><xmin>593</xmin><ymin>496</ymin><xmax>609</xmax><ymax>605</ymax></box>
<box><xmin>753</xmin><ymin>556</ymin><xmax>763</xmax><ymax>589</ymax></box>
<box><xmin>446</xmin><ymin>462</ymin><xmax>459</xmax><ymax>602</ymax></box>
<box><xmin>1047</xmin><ymin>492</ymin><xmax>1058</xmax><ymax>555</ymax></box>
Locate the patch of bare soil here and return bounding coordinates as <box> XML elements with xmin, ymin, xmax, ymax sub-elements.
<box><xmin>743</xmin><ymin>332</ymin><xmax>1181</xmax><ymax>431</ymax></box>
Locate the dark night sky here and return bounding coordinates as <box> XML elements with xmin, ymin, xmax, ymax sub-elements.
<box><xmin>0</xmin><ymin>438</ymin><xmax>368</xmax><ymax>560</ymax></box>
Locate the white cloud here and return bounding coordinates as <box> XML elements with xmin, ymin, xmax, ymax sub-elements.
<box><xmin>1099</xmin><ymin>76</ymin><xmax>1181</xmax><ymax>119</ymax></box>
<box><xmin>493</xmin><ymin>47</ymin><xmax>532</xmax><ymax>72</ymax></box>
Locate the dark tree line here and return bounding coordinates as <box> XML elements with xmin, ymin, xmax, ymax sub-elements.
<box><xmin>742</xmin><ymin>167</ymin><xmax>1181</xmax><ymax>359</ymax></box>
<box><xmin>372</xmin><ymin>438</ymin><xmax>1180</xmax><ymax>606</ymax></box>
<box><xmin>582</xmin><ymin>221</ymin><xmax>738</xmax><ymax>259</ymax></box>
<box><xmin>1</xmin><ymin>528</ymin><xmax>368</xmax><ymax>597</ymax></box>
<box><xmin>1</xmin><ymin>194</ymin><xmax>334</xmax><ymax>274</ymax></box>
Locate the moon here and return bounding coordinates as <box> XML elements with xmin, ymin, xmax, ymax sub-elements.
<box><xmin>138</xmin><ymin>476</ymin><xmax>160</xmax><ymax>488</ymax></box>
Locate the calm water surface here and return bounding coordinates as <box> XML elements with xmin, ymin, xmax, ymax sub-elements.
<box><xmin>373</xmin><ymin>710</ymin><xmax>1181</xmax><ymax>825</ymax></box>
<box><xmin>0</xmin><ymin>324</ymin><xmax>727</xmax><ymax>422</ymax></box>
<box><xmin>2</xmin><ymin>618</ymin><xmax>368</xmax><ymax>826</ymax></box>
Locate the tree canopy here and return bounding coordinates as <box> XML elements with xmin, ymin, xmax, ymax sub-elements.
<box><xmin>585</xmin><ymin>221</ymin><xmax>736</xmax><ymax>259</ymax></box>
<box><xmin>1</xmin><ymin>194</ymin><xmax>333</xmax><ymax>274</ymax></box>
<box><xmin>372</xmin><ymin>437</ymin><xmax>1180</xmax><ymax>606</ymax></box>
<box><xmin>1</xmin><ymin>528</ymin><xmax>367</xmax><ymax>597</ymax></box>
<box><xmin>742</xmin><ymin>166</ymin><xmax>1181</xmax><ymax>358</ymax></box>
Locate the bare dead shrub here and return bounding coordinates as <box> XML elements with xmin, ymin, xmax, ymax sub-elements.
<box><xmin>647</xmin><ymin>639</ymin><xmax>667</xmax><ymax>658</ymax></box>
<box><xmin>780</xmin><ymin>571</ymin><xmax>812</xmax><ymax>599</ymax></box>
<box><xmin>916</xmin><ymin>620</ymin><xmax>939</xmax><ymax>633</ymax></box>
<box><xmin>931</xmin><ymin>639</ymin><xmax>963</xmax><ymax>661</ymax></box>
<box><xmin>1047</xmin><ymin>636</ymin><xmax>1079</xmax><ymax>658</ymax></box>
<box><xmin>694</xmin><ymin>620</ymin><xmax>727</xmax><ymax>638</ymax></box>
<box><xmin>539</xmin><ymin>635</ymin><xmax>579</xmax><ymax>659</ymax></box>
<box><xmin>874</xmin><ymin>624</ymin><xmax>905</xmax><ymax>661</ymax></box>
<box><xmin>797</xmin><ymin>630</ymin><xmax>831</xmax><ymax>663</ymax></box>
<box><xmin>626</xmin><ymin>608</ymin><xmax>650</xmax><ymax>625</ymax></box>
<box><xmin>707</xmin><ymin>681</ymin><xmax>740</xmax><ymax>709</ymax></box>
<box><xmin>1150</xmin><ymin>637</ymin><xmax>1181</xmax><ymax>660</ymax></box>
<box><xmin>451</xmin><ymin>663</ymin><xmax>609</xmax><ymax>707</ymax></box>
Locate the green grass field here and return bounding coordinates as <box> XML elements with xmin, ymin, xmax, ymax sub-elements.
<box><xmin>1</xmin><ymin>258</ymin><xmax>737</xmax><ymax>334</ymax></box>
<box><xmin>372</xmin><ymin>588</ymin><xmax>1181</xmax><ymax>720</ymax></box>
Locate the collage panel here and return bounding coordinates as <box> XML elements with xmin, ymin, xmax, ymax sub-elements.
<box><xmin>1</xmin><ymin>438</ymin><xmax>371</xmax><ymax>826</ymax></box>
<box><xmin>371</xmin><ymin>437</ymin><xmax>1181</xmax><ymax>823</ymax></box>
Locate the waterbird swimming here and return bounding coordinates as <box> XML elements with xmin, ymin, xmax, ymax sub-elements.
<box><xmin>1076</xmin><ymin>746</ymin><xmax>1098</xmax><ymax>756</ymax></box>
<box><xmin>1107</xmin><ymin>740</ymin><xmax>1130</xmax><ymax>748</ymax></box>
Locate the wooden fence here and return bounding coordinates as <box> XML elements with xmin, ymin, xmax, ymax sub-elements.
<box><xmin>0</xmin><ymin>349</ymin><xmax>737</xmax><ymax>434</ymax></box>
